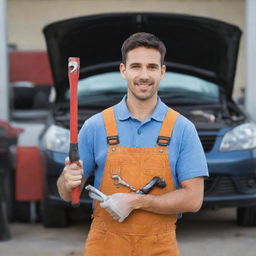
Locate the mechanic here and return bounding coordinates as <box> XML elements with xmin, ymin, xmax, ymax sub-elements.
<box><xmin>57</xmin><ymin>32</ymin><xmax>209</xmax><ymax>256</ymax></box>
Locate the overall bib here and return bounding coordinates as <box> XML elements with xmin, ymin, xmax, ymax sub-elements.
<box><xmin>84</xmin><ymin>107</ymin><xmax>180</xmax><ymax>256</ymax></box>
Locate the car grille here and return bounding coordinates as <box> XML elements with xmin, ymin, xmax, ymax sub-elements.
<box><xmin>205</xmin><ymin>175</ymin><xmax>256</xmax><ymax>196</ymax></box>
<box><xmin>199</xmin><ymin>135</ymin><xmax>217</xmax><ymax>152</ymax></box>
<box><xmin>205</xmin><ymin>176</ymin><xmax>235</xmax><ymax>195</ymax></box>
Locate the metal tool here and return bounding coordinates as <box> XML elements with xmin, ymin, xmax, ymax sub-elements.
<box><xmin>111</xmin><ymin>174</ymin><xmax>166</xmax><ymax>194</ymax></box>
<box><xmin>136</xmin><ymin>176</ymin><xmax>166</xmax><ymax>194</ymax></box>
<box><xmin>86</xmin><ymin>176</ymin><xmax>166</xmax><ymax>203</ymax></box>
<box><xmin>85</xmin><ymin>185</ymin><xmax>109</xmax><ymax>202</ymax></box>
<box><xmin>112</xmin><ymin>174</ymin><xmax>137</xmax><ymax>191</ymax></box>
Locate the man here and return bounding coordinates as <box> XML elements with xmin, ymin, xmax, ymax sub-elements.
<box><xmin>57</xmin><ymin>32</ymin><xmax>208</xmax><ymax>256</ymax></box>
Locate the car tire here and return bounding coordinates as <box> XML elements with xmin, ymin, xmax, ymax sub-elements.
<box><xmin>41</xmin><ymin>198</ymin><xmax>68</xmax><ymax>228</ymax></box>
<box><xmin>236</xmin><ymin>206</ymin><xmax>256</xmax><ymax>226</ymax></box>
<box><xmin>14</xmin><ymin>202</ymin><xmax>31</xmax><ymax>222</ymax></box>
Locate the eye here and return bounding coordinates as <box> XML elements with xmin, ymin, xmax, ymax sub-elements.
<box><xmin>148</xmin><ymin>65</ymin><xmax>159</xmax><ymax>70</ymax></box>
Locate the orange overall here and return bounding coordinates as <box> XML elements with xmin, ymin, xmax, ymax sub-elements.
<box><xmin>84</xmin><ymin>107</ymin><xmax>180</xmax><ymax>256</ymax></box>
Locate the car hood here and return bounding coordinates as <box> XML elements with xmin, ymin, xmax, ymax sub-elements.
<box><xmin>43</xmin><ymin>12</ymin><xmax>241</xmax><ymax>101</ymax></box>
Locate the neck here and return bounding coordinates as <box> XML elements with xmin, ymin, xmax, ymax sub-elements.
<box><xmin>126</xmin><ymin>94</ymin><xmax>158</xmax><ymax>122</ymax></box>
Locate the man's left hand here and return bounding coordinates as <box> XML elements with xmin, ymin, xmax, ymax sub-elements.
<box><xmin>100</xmin><ymin>193</ymin><xmax>138</xmax><ymax>222</ymax></box>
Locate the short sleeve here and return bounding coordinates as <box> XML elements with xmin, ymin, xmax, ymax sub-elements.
<box><xmin>78</xmin><ymin>121</ymin><xmax>96</xmax><ymax>178</ymax></box>
<box><xmin>176</xmin><ymin>121</ymin><xmax>209</xmax><ymax>184</ymax></box>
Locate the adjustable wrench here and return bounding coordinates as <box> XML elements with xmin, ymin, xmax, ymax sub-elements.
<box><xmin>112</xmin><ymin>174</ymin><xmax>136</xmax><ymax>191</ymax></box>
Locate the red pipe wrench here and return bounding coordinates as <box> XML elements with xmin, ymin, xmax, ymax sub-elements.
<box><xmin>68</xmin><ymin>57</ymin><xmax>81</xmax><ymax>208</ymax></box>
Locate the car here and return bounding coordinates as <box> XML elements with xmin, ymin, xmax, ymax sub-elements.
<box><xmin>39</xmin><ymin>12</ymin><xmax>256</xmax><ymax>227</ymax></box>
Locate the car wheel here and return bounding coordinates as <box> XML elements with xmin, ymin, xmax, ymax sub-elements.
<box><xmin>237</xmin><ymin>206</ymin><xmax>256</xmax><ymax>226</ymax></box>
<box><xmin>41</xmin><ymin>198</ymin><xmax>68</xmax><ymax>228</ymax></box>
<box><xmin>14</xmin><ymin>202</ymin><xmax>31</xmax><ymax>222</ymax></box>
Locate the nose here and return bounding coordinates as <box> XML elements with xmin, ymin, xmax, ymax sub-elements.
<box><xmin>139</xmin><ymin>68</ymin><xmax>150</xmax><ymax>79</ymax></box>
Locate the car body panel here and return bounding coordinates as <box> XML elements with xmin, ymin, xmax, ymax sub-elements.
<box><xmin>43</xmin><ymin>12</ymin><xmax>241</xmax><ymax>100</ymax></box>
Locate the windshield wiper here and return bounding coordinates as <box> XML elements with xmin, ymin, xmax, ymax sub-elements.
<box><xmin>159</xmin><ymin>92</ymin><xmax>219</xmax><ymax>104</ymax></box>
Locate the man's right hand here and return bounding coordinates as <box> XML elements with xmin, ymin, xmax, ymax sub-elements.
<box><xmin>57</xmin><ymin>157</ymin><xmax>84</xmax><ymax>202</ymax></box>
<box><xmin>63</xmin><ymin>157</ymin><xmax>84</xmax><ymax>192</ymax></box>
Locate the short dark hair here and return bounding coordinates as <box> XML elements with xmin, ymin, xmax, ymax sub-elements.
<box><xmin>121</xmin><ymin>32</ymin><xmax>166</xmax><ymax>65</ymax></box>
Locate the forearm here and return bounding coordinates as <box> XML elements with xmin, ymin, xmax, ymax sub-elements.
<box><xmin>134</xmin><ymin>178</ymin><xmax>204</xmax><ymax>215</ymax></box>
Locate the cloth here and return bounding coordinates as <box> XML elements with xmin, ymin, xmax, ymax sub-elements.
<box><xmin>84</xmin><ymin>107</ymin><xmax>180</xmax><ymax>256</ymax></box>
<box><xmin>78</xmin><ymin>96</ymin><xmax>209</xmax><ymax>190</ymax></box>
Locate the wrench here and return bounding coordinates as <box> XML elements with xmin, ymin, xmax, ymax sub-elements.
<box><xmin>112</xmin><ymin>174</ymin><xmax>137</xmax><ymax>191</ymax></box>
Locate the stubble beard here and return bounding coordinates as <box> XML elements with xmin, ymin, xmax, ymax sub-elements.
<box><xmin>130</xmin><ymin>79</ymin><xmax>159</xmax><ymax>101</ymax></box>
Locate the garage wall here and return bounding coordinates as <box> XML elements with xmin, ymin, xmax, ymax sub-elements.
<box><xmin>7</xmin><ymin>0</ymin><xmax>245</xmax><ymax>99</ymax></box>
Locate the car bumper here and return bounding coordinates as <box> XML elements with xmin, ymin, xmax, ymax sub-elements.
<box><xmin>204</xmin><ymin>193</ymin><xmax>256</xmax><ymax>207</ymax></box>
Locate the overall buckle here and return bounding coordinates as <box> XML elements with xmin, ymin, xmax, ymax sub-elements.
<box><xmin>107</xmin><ymin>136</ymin><xmax>119</xmax><ymax>145</ymax></box>
<box><xmin>157</xmin><ymin>136</ymin><xmax>170</xmax><ymax>146</ymax></box>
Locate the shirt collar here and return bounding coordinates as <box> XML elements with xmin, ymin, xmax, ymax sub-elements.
<box><xmin>115</xmin><ymin>95</ymin><xmax>168</xmax><ymax>122</ymax></box>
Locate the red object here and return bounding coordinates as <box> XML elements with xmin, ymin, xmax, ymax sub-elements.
<box><xmin>68</xmin><ymin>57</ymin><xmax>80</xmax><ymax>144</ymax></box>
<box><xmin>15</xmin><ymin>147</ymin><xmax>44</xmax><ymax>201</ymax></box>
<box><xmin>68</xmin><ymin>57</ymin><xmax>80</xmax><ymax>207</ymax></box>
<box><xmin>9</xmin><ymin>51</ymin><xmax>53</xmax><ymax>85</ymax></box>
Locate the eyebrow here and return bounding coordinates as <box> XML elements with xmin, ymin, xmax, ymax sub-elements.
<box><xmin>129</xmin><ymin>63</ymin><xmax>140</xmax><ymax>67</ymax></box>
<box><xmin>129</xmin><ymin>63</ymin><xmax>160</xmax><ymax>68</ymax></box>
<box><xmin>148</xmin><ymin>63</ymin><xmax>160</xmax><ymax>68</ymax></box>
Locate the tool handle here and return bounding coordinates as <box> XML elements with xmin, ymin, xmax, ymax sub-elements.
<box><xmin>69</xmin><ymin>143</ymin><xmax>80</xmax><ymax>207</ymax></box>
<box><xmin>68</xmin><ymin>57</ymin><xmax>80</xmax><ymax>208</ymax></box>
<box><xmin>136</xmin><ymin>176</ymin><xmax>160</xmax><ymax>194</ymax></box>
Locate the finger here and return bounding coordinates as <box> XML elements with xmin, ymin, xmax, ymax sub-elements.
<box><xmin>105</xmin><ymin>208</ymin><xmax>120</xmax><ymax>219</ymax></box>
<box><xmin>70</xmin><ymin>163</ymin><xmax>82</xmax><ymax>170</ymax></box>
<box><xmin>68</xmin><ymin>168</ymin><xmax>83</xmax><ymax>176</ymax></box>
<box><xmin>72</xmin><ymin>179</ymin><xmax>82</xmax><ymax>186</ymax></box>
<box><xmin>65</xmin><ymin>157</ymin><xmax>71</xmax><ymax>165</ymax></box>
<box><xmin>70</xmin><ymin>175</ymin><xmax>83</xmax><ymax>181</ymax></box>
<box><xmin>112</xmin><ymin>215</ymin><xmax>120</xmax><ymax>221</ymax></box>
<box><xmin>63</xmin><ymin>167</ymin><xmax>83</xmax><ymax>176</ymax></box>
<box><xmin>65</xmin><ymin>180</ymin><xmax>82</xmax><ymax>192</ymax></box>
<box><xmin>118</xmin><ymin>217</ymin><xmax>124</xmax><ymax>223</ymax></box>
<box><xmin>100</xmin><ymin>201</ymin><xmax>108</xmax><ymax>208</ymax></box>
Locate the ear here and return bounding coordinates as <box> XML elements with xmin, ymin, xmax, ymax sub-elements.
<box><xmin>120</xmin><ymin>63</ymin><xmax>126</xmax><ymax>79</ymax></box>
<box><xmin>160</xmin><ymin>65</ymin><xmax>166</xmax><ymax>80</ymax></box>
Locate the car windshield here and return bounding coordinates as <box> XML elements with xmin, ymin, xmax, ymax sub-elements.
<box><xmin>65</xmin><ymin>71</ymin><xmax>220</xmax><ymax>106</ymax></box>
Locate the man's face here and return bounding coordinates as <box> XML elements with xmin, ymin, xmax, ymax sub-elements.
<box><xmin>120</xmin><ymin>46</ymin><xmax>166</xmax><ymax>101</ymax></box>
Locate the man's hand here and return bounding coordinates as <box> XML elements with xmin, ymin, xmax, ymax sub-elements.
<box><xmin>57</xmin><ymin>157</ymin><xmax>85</xmax><ymax>202</ymax></box>
<box><xmin>100</xmin><ymin>193</ymin><xmax>139</xmax><ymax>223</ymax></box>
<box><xmin>63</xmin><ymin>157</ymin><xmax>83</xmax><ymax>192</ymax></box>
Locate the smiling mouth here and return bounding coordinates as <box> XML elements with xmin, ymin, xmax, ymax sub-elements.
<box><xmin>134</xmin><ymin>80</ymin><xmax>154</xmax><ymax>87</ymax></box>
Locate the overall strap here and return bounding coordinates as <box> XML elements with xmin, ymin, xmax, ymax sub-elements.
<box><xmin>157</xmin><ymin>109</ymin><xmax>179</xmax><ymax>146</ymax></box>
<box><xmin>102</xmin><ymin>107</ymin><xmax>119</xmax><ymax>145</ymax></box>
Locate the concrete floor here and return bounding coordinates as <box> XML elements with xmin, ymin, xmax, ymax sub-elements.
<box><xmin>1</xmin><ymin>208</ymin><xmax>256</xmax><ymax>256</ymax></box>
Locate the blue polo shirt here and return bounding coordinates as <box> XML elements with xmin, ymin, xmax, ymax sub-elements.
<box><xmin>78</xmin><ymin>96</ymin><xmax>208</xmax><ymax>190</ymax></box>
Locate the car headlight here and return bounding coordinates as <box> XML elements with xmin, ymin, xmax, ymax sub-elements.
<box><xmin>42</xmin><ymin>125</ymin><xmax>69</xmax><ymax>153</ymax></box>
<box><xmin>220</xmin><ymin>122</ymin><xmax>256</xmax><ymax>152</ymax></box>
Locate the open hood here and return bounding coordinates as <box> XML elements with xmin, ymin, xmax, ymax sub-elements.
<box><xmin>43</xmin><ymin>12</ymin><xmax>241</xmax><ymax>100</ymax></box>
